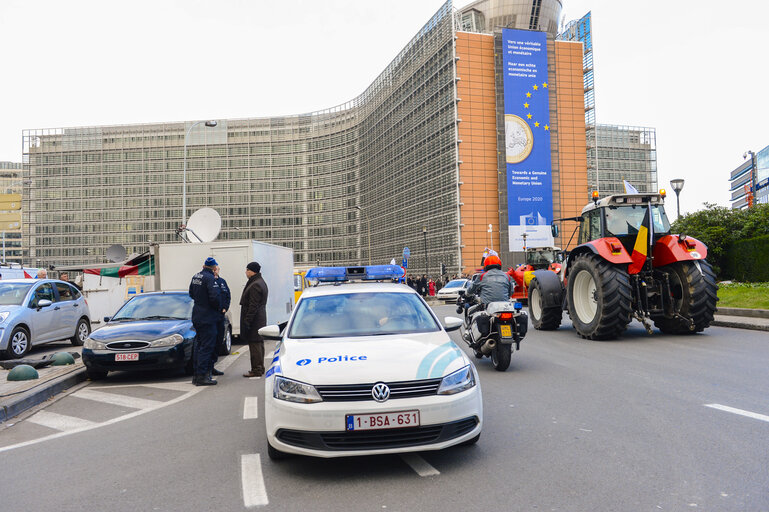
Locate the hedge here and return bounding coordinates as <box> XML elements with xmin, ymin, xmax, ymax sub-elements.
<box><xmin>725</xmin><ymin>234</ymin><xmax>769</xmax><ymax>282</ymax></box>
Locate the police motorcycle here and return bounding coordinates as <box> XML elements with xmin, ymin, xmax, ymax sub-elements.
<box><xmin>456</xmin><ymin>287</ymin><xmax>528</xmax><ymax>372</ymax></box>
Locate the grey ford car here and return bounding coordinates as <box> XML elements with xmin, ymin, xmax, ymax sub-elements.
<box><xmin>0</xmin><ymin>279</ymin><xmax>91</xmax><ymax>359</ymax></box>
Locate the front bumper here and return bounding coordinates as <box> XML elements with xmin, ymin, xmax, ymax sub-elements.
<box><xmin>82</xmin><ymin>342</ymin><xmax>192</xmax><ymax>373</ymax></box>
<box><xmin>265</xmin><ymin>381</ymin><xmax>483</xmax><ymax>458</ymax></box>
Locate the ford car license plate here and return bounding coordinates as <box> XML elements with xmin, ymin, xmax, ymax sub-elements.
<box><xmin>346</xmin><ymin>410</ymin><xmax>420</xmax><ymax>431</ymax></box>
<box><xmin>115</xmin><ymin>353</ymin><xmax>139</xmax><ymax>361</ymax></box>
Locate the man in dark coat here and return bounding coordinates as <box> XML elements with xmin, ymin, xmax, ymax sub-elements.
<box><xmin>211</xmin><ymin>264</ymin><xmax>231</xmax><ymax>376</ymax></box>
<box><xmin>189</xmin><ymin>257</ymin><xmax>221</xmax><ymax>386</ymax></box>
<box><xmin>241</xmin><ymin>261</ymin><xmax>269</xmax><ymax>377</ymax></box>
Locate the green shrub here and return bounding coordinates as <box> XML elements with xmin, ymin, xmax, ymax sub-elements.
<box><xmin>725</xmin><ymin>234</ymin><xmax>769</xmax><ymax>282</ymax></box>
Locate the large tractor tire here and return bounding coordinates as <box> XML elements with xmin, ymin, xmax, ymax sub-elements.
<box><xmin>567</xmin><ymin>253</ymin><xmax>632</xmax><ymax>340</ymax></box>
<box><xmin>528</xmin><ymin>277</ymin><xmax>562</xmax><ymax>330</ymax></box>
<box><xmin>652</xmin><ymin>260</ymin><xmax>718</xmax><ymax>334</ymax></box>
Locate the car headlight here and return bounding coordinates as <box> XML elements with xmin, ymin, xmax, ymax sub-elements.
<box><xmin>149</xmin><ymin>334</ymin><xmax>184</xmax><ymax>348</ymax></box>
<box><xmin>273</xmin><ymin>376</ymin><xmax>322</xmax><ymax>404</ymax></box>
<box><xmin>83</xmin><ymin>337</ymin><xmax>107</xmax><ymax>350</ymax></box>
<box><xmin>437</xmin><ymin>365</ymin><xmax>475</xmax><ymax>395</ymax></box>
<box><xmin>0</xmin><ymin>312</ymin><xmax>9</xmax><ymax>323</ymax></box>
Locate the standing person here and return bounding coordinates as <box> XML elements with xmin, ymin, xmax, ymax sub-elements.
<box><xmin>37</xmin><ymin>269</ymin><xmax>47</xmax><ymax>279</ymax></box>
<box><xmin>419</xmin><ymin>274</ymin><xmax>428</xmax><ymax>297</ymax></box>
<box><xmin>241</xmin><ymin>261</ymin><xmax>269</xmax><ymax>378</ymax></box>
<box><xmin>428</xmin><ymin>278</ymin><xmax>436</xmax><ymax>296</ymax></box>
<box><xmin>211</xmin><ymin>265</ymin><xmax>231</xmax><ymax>376</ymax></box>
<box><xmin>188</xmin><ymin>257</ymin><xmax>221</xmax><ymax>386</ymax></box>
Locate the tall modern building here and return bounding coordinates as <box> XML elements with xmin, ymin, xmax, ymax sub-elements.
<box><xmin>0</xmin><ymin>161</ymin><xmax>24</xmax><ymax>264</ymax></box>
<box><xmin>557</xmin><ymin>12</ymin><xmax>658</xmax><ymax>195</ymax></box>
<box><xmin>729</xmin><ymin>144</ymin><xmax>769</xmax><ymax>209</ymax></box>
<box><xmin>23</xmin><ymin>0</ymin><xmax>589</xmax><ymax>274</ymax></box>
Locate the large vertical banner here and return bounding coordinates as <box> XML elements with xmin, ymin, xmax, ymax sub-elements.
<box><xmin>502</xmin><ymin>29</ymin><xmax>554</xmax><ymax>251</ymax></box>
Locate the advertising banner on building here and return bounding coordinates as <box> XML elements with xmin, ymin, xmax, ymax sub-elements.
<box><xmin>502</xmin><ymin>28</ymin><xmax>554</xmax><ymax>251</ymax></box>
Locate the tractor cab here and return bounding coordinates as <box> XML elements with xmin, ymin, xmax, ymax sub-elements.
<box><xmin>525</xmin><ymin>246</ymin><xmax>563</xmax><ymax>269</ymax></box>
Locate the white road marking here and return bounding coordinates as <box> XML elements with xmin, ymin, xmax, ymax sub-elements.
<box><xmin>705</xmin><ymin>403</ymin><xmax>769</xmax><ymax>423</ymax></box>
<box><xmin>400</xmin><ymin>453</ymin><xmax>440</xmax><ymax>477</ymax></box>
<box><xmin>141</xmin><ymin>382</ymin><xmax>195</xmax><ymax>392</ymax></box>
<box><xmin>73</xmin><ymin>389</ymin><xmax>164</xmax><ymax>410</ymax></box>
<box><xmin>244</xmin><ymin>397</ymin><xmax>259</xmax><ymax>419</ymax></box>
<box><xmin>27</xmin><ymin>411</ymin><xmax>96</xmax><ymax>431</ymax></box>
<box><xmin>241</xmin><ymin>453</ymin><xmax>269</xmax><ymax>507</ymax></box>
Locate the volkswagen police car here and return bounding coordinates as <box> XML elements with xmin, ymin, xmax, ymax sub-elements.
<box><xmin>260</xmin><ymin>265</ymin><xmax>482</xmax><ymax>460</ymax></box>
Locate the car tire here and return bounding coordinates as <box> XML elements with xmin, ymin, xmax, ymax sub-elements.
<box><xmin>86</xmin><ymin>369</ymin><xmax>108</xmax><ymax>380</ymax></box>
<box><xmin>267</xmin><ymin>441</ymin><xmax>291</xmax><ymax>461</ymax></box>
<box><xmin>218</xmin><ymin>327</ymin><xmax>232</xmax><ymax>356</ymax></box>
<box><xmin>70</xmin><ymin>318</ymin><xmax>91</xmax><ymax>346</ymax></box>
<box><xmin>5</xmin><ymin>326</ymin><xmax>31</xmax><ymax>359</ymax></box>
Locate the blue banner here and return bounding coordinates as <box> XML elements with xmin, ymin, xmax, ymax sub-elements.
<box><xmin>502</xmin><ymin>28</ymin><xmax>554</xmax><ymax>251</ymax></box>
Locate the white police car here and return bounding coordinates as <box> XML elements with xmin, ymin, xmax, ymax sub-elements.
<box><xmin>260</xmin><ymin>265</ymin><xmax>482</xmax><ymax>460</ymax></box>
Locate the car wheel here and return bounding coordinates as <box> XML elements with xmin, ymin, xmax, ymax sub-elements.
<box><xmin>5</xmin><ymin>326</ymin><xmax>30</xmax><ymax>359</ymax></box>
<box><xmin>86</xmin><ymin>369</ymin><xmax>108</xmax><ymax>380</ymax></box>
<box><xmin>267</xmin><ymin>441</ymin><xmax>291</xmax><ymax>461</ymax></box>
<box><xmin>218</xmin><ymin>327</ymin><xmax>232</xmax><ymax>356</ymax></box>
<box><xmin>71</xmin><ymin>318</ymin><xmax>91</xmax><ymax>346</ymax></box>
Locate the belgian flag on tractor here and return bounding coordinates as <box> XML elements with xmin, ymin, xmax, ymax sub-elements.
<box><xmin>628</xmin><ymin>207</ymin><xmax>653</xmax><ymax>274</ymax></box>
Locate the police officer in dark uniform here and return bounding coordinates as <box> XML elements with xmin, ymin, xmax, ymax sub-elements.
<box><xmin>211</xmin><ymin>264</ymin><xmax>231</xmax><ymax>376</ymax></box>
<box><xmin>189</xmin><ymin>257</ymin><xmax>221</xmax><ymax>386</ymax></box>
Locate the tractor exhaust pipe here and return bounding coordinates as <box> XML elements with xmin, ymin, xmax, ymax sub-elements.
<box><xmin>480</xmin><ymin>337</ymin><xmax>496</xmax><ymax>355</ymax></box>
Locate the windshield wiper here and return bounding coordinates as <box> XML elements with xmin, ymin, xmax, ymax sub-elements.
<box><xmin>135</xmin><ymin>315</ymin><xmax>187</xmax><ymax>321</ymax></box>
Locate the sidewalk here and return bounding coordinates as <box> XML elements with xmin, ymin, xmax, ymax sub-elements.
<box><xmin>712</xmin><ymin>306</ymin><xmax>769</xmax><ymax>332</ymax></box>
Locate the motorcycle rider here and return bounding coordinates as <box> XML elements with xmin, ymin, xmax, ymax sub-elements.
<box><xmin>463</xmin><ymin>254</ymin><xmax>514</xmax><ymax>343</ymax></box>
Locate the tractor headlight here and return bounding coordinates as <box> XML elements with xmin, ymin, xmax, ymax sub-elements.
<box><xmin>149</xmin><ymin>334</ymin><xmax>184</xmax><ymax>348</ymax></box>
<box><xmin>273</xmin><ymin>376</ymin><xmax>322</xmax><ymax>403</ymax></box>
<box><xmin>437</xmin><ymin>365</ymin><xmax>476</xmax><ymax>395</ymax></box>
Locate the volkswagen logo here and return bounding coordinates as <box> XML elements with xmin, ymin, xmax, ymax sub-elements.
<box><xmin>371</xmin><ymin>382</ymin><xmax>390</xmax><ymax>402</ymax></box>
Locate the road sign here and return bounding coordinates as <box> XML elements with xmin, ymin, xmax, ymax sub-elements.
<box><xmin>403</xmin><ymin>247</ymin><xmax>410</xmax><ymax>259</ymax></box>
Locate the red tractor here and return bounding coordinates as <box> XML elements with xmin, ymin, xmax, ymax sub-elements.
<box><xmin>508</xmin><ymin>247</ymin><xmax>563</xmax><ymax>302</ymax></box>
<box><xmin>527</xmin><ymin>191</ymin><xmax>718</xmax><ymax>339</ymax></box>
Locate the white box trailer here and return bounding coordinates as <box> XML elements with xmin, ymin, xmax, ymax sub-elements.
<box><xmin>153</xmin><ymin>240</ymin><xmax>294</xmax><ymax>336</ymax></box>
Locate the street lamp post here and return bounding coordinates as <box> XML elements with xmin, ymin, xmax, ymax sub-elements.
<box><xmin>670</xmin><ymin>178</ymin><xmax>685</xmax><ymax>219</ymax></box>
<box><xmin>422</xmin><ymin>226</ymin><xmax>428</xmax><ymax>276</ymax></box>
<box><xmin>354</xmin><ymin>205</ymin><xmax>371</xmax><ymax>265</ymax></box>
<box><xmin>182</xmin><ymin>120</ymin><xmax>217</xmax><ymax>234</ymax></box>
<box><xmin>744</xmin><ymin>150</ymin><xmax>758</xmax><ymax>208</ymax></box>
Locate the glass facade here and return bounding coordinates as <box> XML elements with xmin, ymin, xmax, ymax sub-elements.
<box><xmin>591</xmin><ymin>125</ymin><xmax>658</xmax><ymax>195</ymax></box>
<box><xmin>23</xmin><ymin>2</ymin><xmax>460</xmax><ymax>272</ymax></box>
<box><xmin>0</xmin><ymin>161</ymin><xmax>23</xmax><ymax>264</ymax></box>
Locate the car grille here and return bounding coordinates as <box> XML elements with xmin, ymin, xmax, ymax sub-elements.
<box><xmin>315</xmin><ymin>378</ymin><xmax>443</xmax><ymax>402</ymax></box>
<box><xmin>105</xmin><ymin>340</ymin><xmax>151</xmax><ymax>351</ymax></box>
<box><xmin>276</xmin><ymin>416</ymin><xmax>479</xmax><ymax>451</ymax></box>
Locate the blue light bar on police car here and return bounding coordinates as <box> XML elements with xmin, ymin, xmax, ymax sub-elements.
<box><xmin>305</xmin><ymin>265</ymin><xmax>405</xmax><ymax>282</ymax></box>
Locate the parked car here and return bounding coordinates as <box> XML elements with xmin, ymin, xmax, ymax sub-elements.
<box><xmin>82</xmin><ymin>291</ymin><xmax>231</xmax><ymax>380</ymax></box>
<box><xmin>0</xmin><ymin>279</ymin><xmax>91</xmax><ymax>359</ymax></box>
<box><xmin>435</xmin><ymin>279</ymin><xmax>470</xmax><ymax>302</ymax></box>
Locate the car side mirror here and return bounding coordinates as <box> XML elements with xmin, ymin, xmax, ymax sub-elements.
<box><xmin>258</xmin><ymin>324</ymin><xmax>282</xmax><ymax>340</ymax></box>
<box><xmin>103</xmin><ymin>316</ymin><xmax>111</xmax><ymax>323</ymax></box>
<box><xmin>457</xmin><ymin>289</ymin><xmax>466</xmax><ymax>296</ymax></box>
<box><xmin>37</xmin><ymin>299</ymin><xmax>53</xmax><ymax>309</ymax></box>
<box><xmin>551</xmin><ymin>223</ymin><xmax>559</xmax><ymax>237</ymax></box>
<box><xmin>443</xmin><ymin>316</ymin><xmax>463</xmax><ymax>332</ymax></box>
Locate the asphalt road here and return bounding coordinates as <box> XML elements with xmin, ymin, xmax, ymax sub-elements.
<box><xmin>1</xmin><ymin>303</ymin><xmax>767</xmax><ymax>511</ymax></box>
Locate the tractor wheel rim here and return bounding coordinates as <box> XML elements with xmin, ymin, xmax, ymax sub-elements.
<box><xmin>12</xmin><ymin>332</ymin><xmax>28</xmax><ymax>355</ymax></box>
<box><xmin>530</xmin><ymin>287</ymin><xmax>542</xmax><ymax>320</ymax></box>
<box><xmin>573</xmin><ymin>270</ymin><xmax>598</xmax><ymax>324</ymax></box>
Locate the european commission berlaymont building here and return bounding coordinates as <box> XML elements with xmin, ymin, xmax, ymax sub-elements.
<box><xmin>22</xmin><ymin>0</ymin><xmax>656</xmax><ymax>275</ymax></box>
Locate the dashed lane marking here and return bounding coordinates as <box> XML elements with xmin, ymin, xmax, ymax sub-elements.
<box><xmin>27</xmin><ymin>410</ymin><xmax>96</xmax><ymax>432</ymax></box>
<box><xmin>73</xmin><ymin>388</ymin><xmax>164</xmax><ymax>410</ymax></box>
<box><xmin>705</xmin><ymin>403</ymin><xmax>769</xmax><ymax>423</ymax></box>
<box><xmin>241</xmin><ymin>453</ymin><xmax>269</xmax><ymax>507</ymax></box>
<box><xmin>400</xmin><ymin>453</ymin><xmax>440</xmax><ymax>477</ymax></box>
<box><xmin>244</xmin><ymin>397</ymin><xmax>259</xmax><ymax>420</ymax></box>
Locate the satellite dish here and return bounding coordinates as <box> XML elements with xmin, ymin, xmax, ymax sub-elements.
<box><xmin>106</xmin><ymin>244</ymin><xmax>127</xmax><ymax>263</ymax></box>
<box><xmin>186</xmin><ymin>208</ymin><xmax>222</xmax><ymax>243</ymax></box>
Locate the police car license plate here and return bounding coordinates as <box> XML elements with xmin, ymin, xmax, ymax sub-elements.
<box><xmin>346</xmin><ymin>410</ymin><xmax>420</xmax><ymax>431</ymax></box>
<box><xmin>115</xmin><ymin>353</ymin><xmax>139</xmax><ymax>361</ymax></box>
<box><xmin>499</xmin><ymin>325</ymin><xmax>513</xmax><ymax>338</ymax></box>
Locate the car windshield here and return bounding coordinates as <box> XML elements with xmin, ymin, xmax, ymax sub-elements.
<box><xmin>604</xmin><ymin>204</ymin><xmax>671</xmax><ymax>237</ymax></box>
<box><xmin>443</xmin><ymin>280</ymin><xmax>466</xmax><ymax>289</ymax></box>
<box><xmin>111</xmin><ymin>294</ymin><xmax>193</xmax><ymax>321</ymax></box>
<box><xmin>527</xmin><ymin>250</ymin><xmax>556</xmax><ymax>265</ymax></box>
<box><xmin>288</xmin><ymin>291</ymin><xmax>440</xmax><ymax>338</ymax></box>
<box><xmin>0</xmin><ymin>283</ymin><xmax>33</xmax><ymax>306</ymax></box>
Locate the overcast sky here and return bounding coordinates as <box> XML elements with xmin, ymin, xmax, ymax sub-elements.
<box><xmin>1</xmin><ymin>0</ymin><xmax>767</xmax><ymax>215</ymax></box>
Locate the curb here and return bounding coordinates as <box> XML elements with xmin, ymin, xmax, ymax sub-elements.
<box><xmin>0</xmin><ymin>366</ymin><xmax>87</xmax><ymax>423</ymax></box>
<box><xmin>711</xmin><ymin>318</ymin><xmax>769</xmax><ymax>332</ymax></box>
<box><xmin>715</xmin><ymin>307</ymin><xmax>769</xmax><ymax>319</ymax></box>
